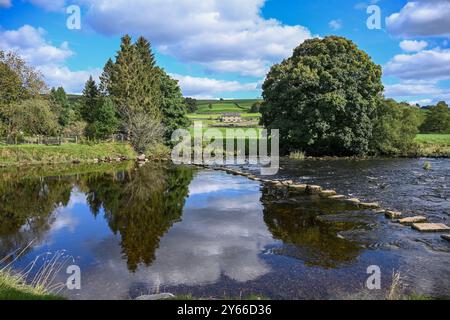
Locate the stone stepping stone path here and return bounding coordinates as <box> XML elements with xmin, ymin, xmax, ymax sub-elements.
<box><xmin>199</xmin><ymin>165</ymin><xmax>450</xmax><ymax>239</ymax></box>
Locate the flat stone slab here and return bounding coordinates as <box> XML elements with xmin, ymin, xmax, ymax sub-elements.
<box><xmin>397</xmin><ymin>216</ymin><xmax>427</xmax><ymax>225</ymax></box>
<box><xmin>289</xmin><ymin>184</ymin><xmax>307</xmax><ymax>190</ymax></box>
<box><xmin>412</xmin><ymin>223</ymin><xmax>450</xmax><ymax>232</ymax></box>
<box><xmin>385</xmin><ymin>211</ymin><xmax>402</xmax><ymax>219</ymax></box>
<box><xmin>359</xmin><ymin>202</ymin><xmax>380</xmax><ymax>209</ymax></box>
<box><xmin>135</xmin><ymin>293</ymin><xmax>175</xmax><ymax>300</ymax></box>
<box><xmin>328</xmin><ymin>195</ymin><xmax>346</xmax><ymax>200</ymax></box>
<box><xmin>372</xmin><ymin>209</ymin><xmax>386</xmax><ymax>214</ymax></box>
<box><xmin>441</xmin><ymin>234</ymin><xmax>450</xmax><ymax>242</ymax></box>
<box><xmin>345</xmin><ymin>198</ymin><xmax>361</xmax><ymax>204</ymax></box>
<box><xmin>320</xmin><ymin>190</ymin><xmax>337</xmax><ymax>197</ymax></box>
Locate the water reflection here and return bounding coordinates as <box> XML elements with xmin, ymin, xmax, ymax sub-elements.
<box><xmin>0</xmin><ymin>163</ymin><xmax>410</xmax><ymax>299</ymax></box>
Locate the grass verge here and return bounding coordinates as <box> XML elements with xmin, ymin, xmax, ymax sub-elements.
<box><xmin>0</xmin><ymin>142</ymin><xmax>136</xmax><ymax>166</ymax></box>
<box><xmin>0</xmin><ymin>270</ymin><xmax>63</xmax><ymax>300</ymax></box>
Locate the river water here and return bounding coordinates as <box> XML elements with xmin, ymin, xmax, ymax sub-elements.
<box><xmin>0</xmin><ymin>159</ymin><xmax>448</xmax><ymax>300</ymax></box>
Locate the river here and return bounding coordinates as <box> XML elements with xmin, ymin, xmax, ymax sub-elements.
<box><xmin>0</xmin><ymin>159</ymin><xmax>448</xmax><ymax>300</ymax></box>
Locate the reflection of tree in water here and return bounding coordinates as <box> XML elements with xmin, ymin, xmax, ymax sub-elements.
<box><xmin>261</xmin><ymin>187</ymin><xmax>364</xmax><ymax>269</ymax></box>
<box><xmin>0</xmin><ymin>177</ymin><xmax>72</xmax><ymax>258</ymax></box>
<box><xmin>84</xmin><ymin>165</ymin><xmax>194</xmax><ymax>272</ymax></box>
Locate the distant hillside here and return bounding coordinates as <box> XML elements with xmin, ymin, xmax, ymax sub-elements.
<box><xmin>194</xmin><ymin>99</ymin><xmax>262</xmax><ymax>114</ymax></box>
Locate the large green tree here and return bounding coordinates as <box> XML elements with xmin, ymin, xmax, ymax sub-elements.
<box><xmin>371</xmin><ymin>99</ymin><xmax>423</xmax><ymax>155</ymax></box>
<box><xmin>85</xmin><ymin>97</ymin><xmax>119</xmax><ymax>139</ymax></box>
<box><xmin>261</xmin><ymin>36</ymin><xmax>384</xmax><ymax>156</ymax></box>
<box><xmin>158</xmin><ymin>69</ymin><xmax>190</xmax><ymax>141</ymax></box>
<box><xmin>420</xmin><ymin>101</ymin><xmax>450</xmax><ymax>134</ymax></box>
<box><xmin>81</xmin><ymin>76</ymin><xmax>101</xmax><ymax>124</ymax></box>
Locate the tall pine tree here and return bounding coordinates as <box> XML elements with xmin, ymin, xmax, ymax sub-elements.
<box><xmin>81</xmin><ymin>76</ymin><xmax>100</xmax><ymax>124</ymax></box>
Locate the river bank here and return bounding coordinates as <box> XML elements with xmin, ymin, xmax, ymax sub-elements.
<box><xmin>0</xmin><ymin>143</ymin><xmax>136</xmax><ymax>167</ymax></box>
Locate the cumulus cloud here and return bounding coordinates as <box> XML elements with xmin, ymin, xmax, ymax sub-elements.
<box><xmin>171</xmin><ymin>73</ymin><xmax>258</xmax><ymax>98</ymax></box>
<box><xmin>0</xmin><ymin>25</ymin><xmax>99</xmax><ymax>93</ymax></box>
<box><xmin>399</xmin><ymin>40</ymin><xmax>428</xmax><ymax>52</ymax></box>
<box><xmin>384</xmin><ymin>48</ymin><xmax>450</xmax><ymax>81</ymax></box>
<box><xmin>386</xmin><ymin>0</ymin><xmax>450</xmax><ymax>37</ymax></box>
<box><xmin>82</xmin><ymin>0</ymin><xmax>313</xmax><ymax>77</ymax></box>
<box><xmin>328</xmin><ymin>19</ymin><xmax>343</xmax><ymax>31</ymax></box>
<box><xmin>0</xmin><ymin>0</ymin><xmax>11</xmax><ymax>8</ymax></box>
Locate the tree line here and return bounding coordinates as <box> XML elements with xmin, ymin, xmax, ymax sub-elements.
<box><xmin>0</xmin><ymin>35</ymin><xmax>193</xmax><ymax>154</ymax></box>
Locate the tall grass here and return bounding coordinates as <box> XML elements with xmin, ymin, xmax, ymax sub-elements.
<box><xmin>0</xmin><ymin>242</ymin><xmax>70</xmax><ymax>300</ymax></box>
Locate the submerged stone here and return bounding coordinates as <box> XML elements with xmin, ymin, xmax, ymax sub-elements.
<box><xmin>441</xmin><ymin>234</ymin><xmax>450</xmax><ymax>242</ymax></box>
<box><xmin>412</xmin><ymin>223</ymin><xmax>450</xmax><ymax>232</ymax></box>
<box><xmin>135</xmin><ymin>293</ymin><xmax>175</xmax><ymax>300</ymax></box>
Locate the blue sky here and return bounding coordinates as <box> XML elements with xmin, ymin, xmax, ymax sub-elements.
<box><xmin>1</xmin><ymin>0</ymin><xmax>449</xmax><ymax>104</ymax></box>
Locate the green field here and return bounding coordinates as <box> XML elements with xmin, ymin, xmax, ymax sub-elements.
<box><xmin>415</xmin><ymin>134</ymin><xmax>450</xmax><ymax>146</ymax></box>
<box><xmin>188</xmin><ymin>99</ymin><xmax>262</xmax><ymax>130</ymax></box>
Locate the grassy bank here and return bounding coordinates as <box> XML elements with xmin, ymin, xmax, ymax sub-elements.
<box><xmin>414</xmin><ymin>134</ymin><xmax>450</xmax><ymax>157</ymax></box>
<box><xmin>0</xmin><ymin>270</ymin><xmax>62</xmax><ymax>300</ymax></box>
<box><xmin>0</xmin><ymin>142</ymin><xmax>136</xmax><ymax>166</ymax></box>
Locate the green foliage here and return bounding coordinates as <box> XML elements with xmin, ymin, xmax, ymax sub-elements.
<box><xmin>261</xmin><ymin>36</ymin><xmax>384</xmax><ymax>156</ymax></box>
<box><xmin>49</xmin><ymin>87</ymin><xmax>74</xmax><ymax>127</ymax></box>
<box><xmin>420</xmin><ymin>101</ymin><xmax>450</xmax><ymax>134</ymax></box>
<box><xmin>8</xmin><ymin>98</ymin><xmax>59</xmax><ymax>136</ymax></box>
<box><xmin>185</xmin><ymin>97</ymin><xmax>198</xmax><ymax>113</ymax></box>
<box><xmin>158</xmin><ymin>70</ymin><xmax>190</xmax><ymax>142</ymax></box>
<box><xmin>371</xmin><ymin>99</ymin><xmax>423</xmax><ymax>156</ymax></box>
<box><xmin>81</xmin><ymin>76</ymin><xmax>101</xmax><ymax>123</ymax></box>
<box><xmin>250</xmin><ymin>101</ymin><xmax>262</xmax><ymax>113</ymax></box>
<box><xmin>85</xmin><ymin>97</ymin><xmax>119</xmax><ymax>139</ymax></box>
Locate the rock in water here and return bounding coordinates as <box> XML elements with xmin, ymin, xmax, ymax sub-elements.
<box><xmin>397</xmin><ymin>216</ymin><xmax>427</xmax><ymax>225</ymax></box>
<box><xmin>135</xmin><ymin>293</ymin><xmax>175</xmax><ymax>300</ymax></box>
<box><xmin>412</xmin><ymin>223</ymin><xmax>450</xmax><ymax>232</ymax></box>
<box><xmin>441</xmin><ymin>234</ymin><xmax>450</xmax><ymax>242</ymax></box>
<box><xmin>385</xmin><ymin>211</ymin><xmax>402</xmax><ymax>219</ymax></box>
<box><xmin>359</xmin><ymin>202</ymin><xmax>380</xmax><ymax>209</ymax></box>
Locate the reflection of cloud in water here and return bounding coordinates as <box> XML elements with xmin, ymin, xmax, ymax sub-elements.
<box><xmin>73</xmin><ymin>172</ymin><xmax>275</xmax><ymax>300</ymax></box>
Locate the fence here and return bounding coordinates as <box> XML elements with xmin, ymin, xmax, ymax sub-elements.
<box><xmin>0</xmin><ymin>134</ymin><xmax>126</xmax><ymax>146</ymax></box>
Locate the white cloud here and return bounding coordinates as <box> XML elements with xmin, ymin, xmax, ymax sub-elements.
<box><xmin>171</xmin><ymin>73</ymin><xmax>258</xmax><ymax>98</ymax></box>
<box><xmin>384</xmin><ymin>48</ymin><xmax>450</xmax><ymax>81</ymax></box>
<box><xmin>328</xmin><ymin>19</ymin><xmax>343</xmax><ymax>31</ymax></box>
<box><xmin>384</xmin><ymin>81</ymin><xmax>443</xmax><ymax>97</ymax></box>
<box><xmin>0</xmin><ymin>25</ymin><xmax>98</xmax><ymax>93</ymax></box>
<box><xmin>0</xmin><ymin>0</ymin><xmax>11</xmax><ymax>8</ymax></box>
<box><xmin>386</xmin><ymin>0</ymin><xmax>450</xmax><ymax>37</ymax></box>
<box><xmin>408</xmin><ymin>99</ymin><xmax>433</xmax><ymax>106</ymax></box>
<box><xmin>82</xmin><ymin>0</ymin><xmax>314</xmax><ymax>77</ymax></box>
<box><xmin>399</xmin><ymin>40</ymin><xmax>428</xmax><ymax>52</ymax></box>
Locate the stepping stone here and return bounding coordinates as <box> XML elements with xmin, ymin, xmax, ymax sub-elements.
<box><xmin>441</xmin><ymin>234</ymin><xmax>450</xmax><ymax>242</ymax></box>
<box><xmin>345</xmin><ymin>198</ymin><xmax>361</xmax><ymax>204</ymax></box>
<box><xmin>412</xmin><ymin>223</ymin><xmax>450</xmax><ymax>232</ymax></box>
<box><xmin>306</xmin><ymin>185</ymin><xmax>322</xmax><ymax>194</ymax></box>
<box><xmin>397</xmin><ymin>216</ymin><xmax>427</xmax><ymax>225</ymax></box>
<box><xmin>328</xmin><ymin>195</ymin><xmax>346</xmax><ymax>200</ymax></box>
<box><xmin>372</xmin><ymin>208</ymin><xmax>386</xmax><ymax>214</ymax></box>
<box><xmin>281</xmin><ymin>180</ymin><xmax>294</xmax><ymax>186</ymax></box>
<box><xmin>385</xmin><ymin>211</ymin><xmax>402</xmax><ymax>219</ymax></box>
<box><xmin>359</xmin><ymin>202</ymin><xmax>380</xmax><ymax>209</ymax></box>
<box><xmin>289</xmin><ymin>184</ymin><xmax>307</xmax><ymax>191</ymax></box>
<box><xmin>320</xmin><ymin>190</ymin><xmax>337</xmax><ymax>197</ymax></box>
